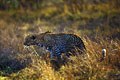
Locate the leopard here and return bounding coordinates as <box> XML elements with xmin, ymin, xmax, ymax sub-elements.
<box><xmin>24</xmin><ymin>31</ymin><xmax>86</xmax><ymax>69</ymax></box>
<box><xmin>24</xmin><ymin>32</ymin><xmax>86</xmax><ymax>61</ymax></box>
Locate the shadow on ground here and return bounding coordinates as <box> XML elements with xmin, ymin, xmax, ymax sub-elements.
<box><xmin>0</xmin><ymin>49</ymin><xmax>32</xmax><ymax>76</ymax></box>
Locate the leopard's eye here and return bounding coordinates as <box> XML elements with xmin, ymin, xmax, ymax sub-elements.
<box><xmin>31</xmin><ymin>35</ymin><xmax>36</xmax><ymax>40</ymax></box>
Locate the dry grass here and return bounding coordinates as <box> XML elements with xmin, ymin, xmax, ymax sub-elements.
<box><xmin>0</xmin><ymin>20</ymin><xmax>120</xmax><ymax>80</ymax></box>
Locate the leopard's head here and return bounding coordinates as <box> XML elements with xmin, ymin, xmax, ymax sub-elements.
<box><xmin>24</xmin><ymin>34</ymin><xmax>38</xmax><ymax>46</ymax></box>
<box><xmin>24</xmin><ymin>31</ymin><xmax>51</xmax><ymax>47</ymax></box>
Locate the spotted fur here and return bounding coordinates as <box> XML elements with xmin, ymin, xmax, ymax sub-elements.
<box><xmin>24</xmin><ymin>32</ymin><xmax>86</xmax><ymax>60</ymax></box>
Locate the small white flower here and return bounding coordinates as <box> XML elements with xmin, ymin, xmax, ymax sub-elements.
<box><xmin>102</xmin><ymin>49</ymin><xmax>106</xmax><ymax>57</ymax></box>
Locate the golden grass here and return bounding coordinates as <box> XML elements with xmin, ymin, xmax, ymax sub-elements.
<box><xmin>0</xmin><ymin>20</ymin><xmax>120</xmax><ymax>80</ymax></box>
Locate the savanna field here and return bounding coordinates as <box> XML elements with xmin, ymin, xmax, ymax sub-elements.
<box><xmin>0</xmin><ymin>0</ymin><xmax>120</xmax><ymax>80</ymax></box>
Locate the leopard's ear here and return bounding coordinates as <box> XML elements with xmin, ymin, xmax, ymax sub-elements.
<box><xmin>44</xmin><ymin>31</ymin><xmax>51</xmax><ymax>34</ymax></box>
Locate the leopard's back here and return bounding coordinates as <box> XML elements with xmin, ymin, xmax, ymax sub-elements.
<box><xmin>43</xmin><ymin>33</ymin><xmax>86</xmax><ymax>55</ymax></box>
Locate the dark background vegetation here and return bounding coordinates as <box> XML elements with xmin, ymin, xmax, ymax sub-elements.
<box><xmin>0</xmin><ymin>0</ymin><xmax>120</xmax><ymax>80</ymax></box>
<box><xmin>0</xmin><ymin>0</ymin><xmax>120</xmax><ymax>36</ymax></box>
